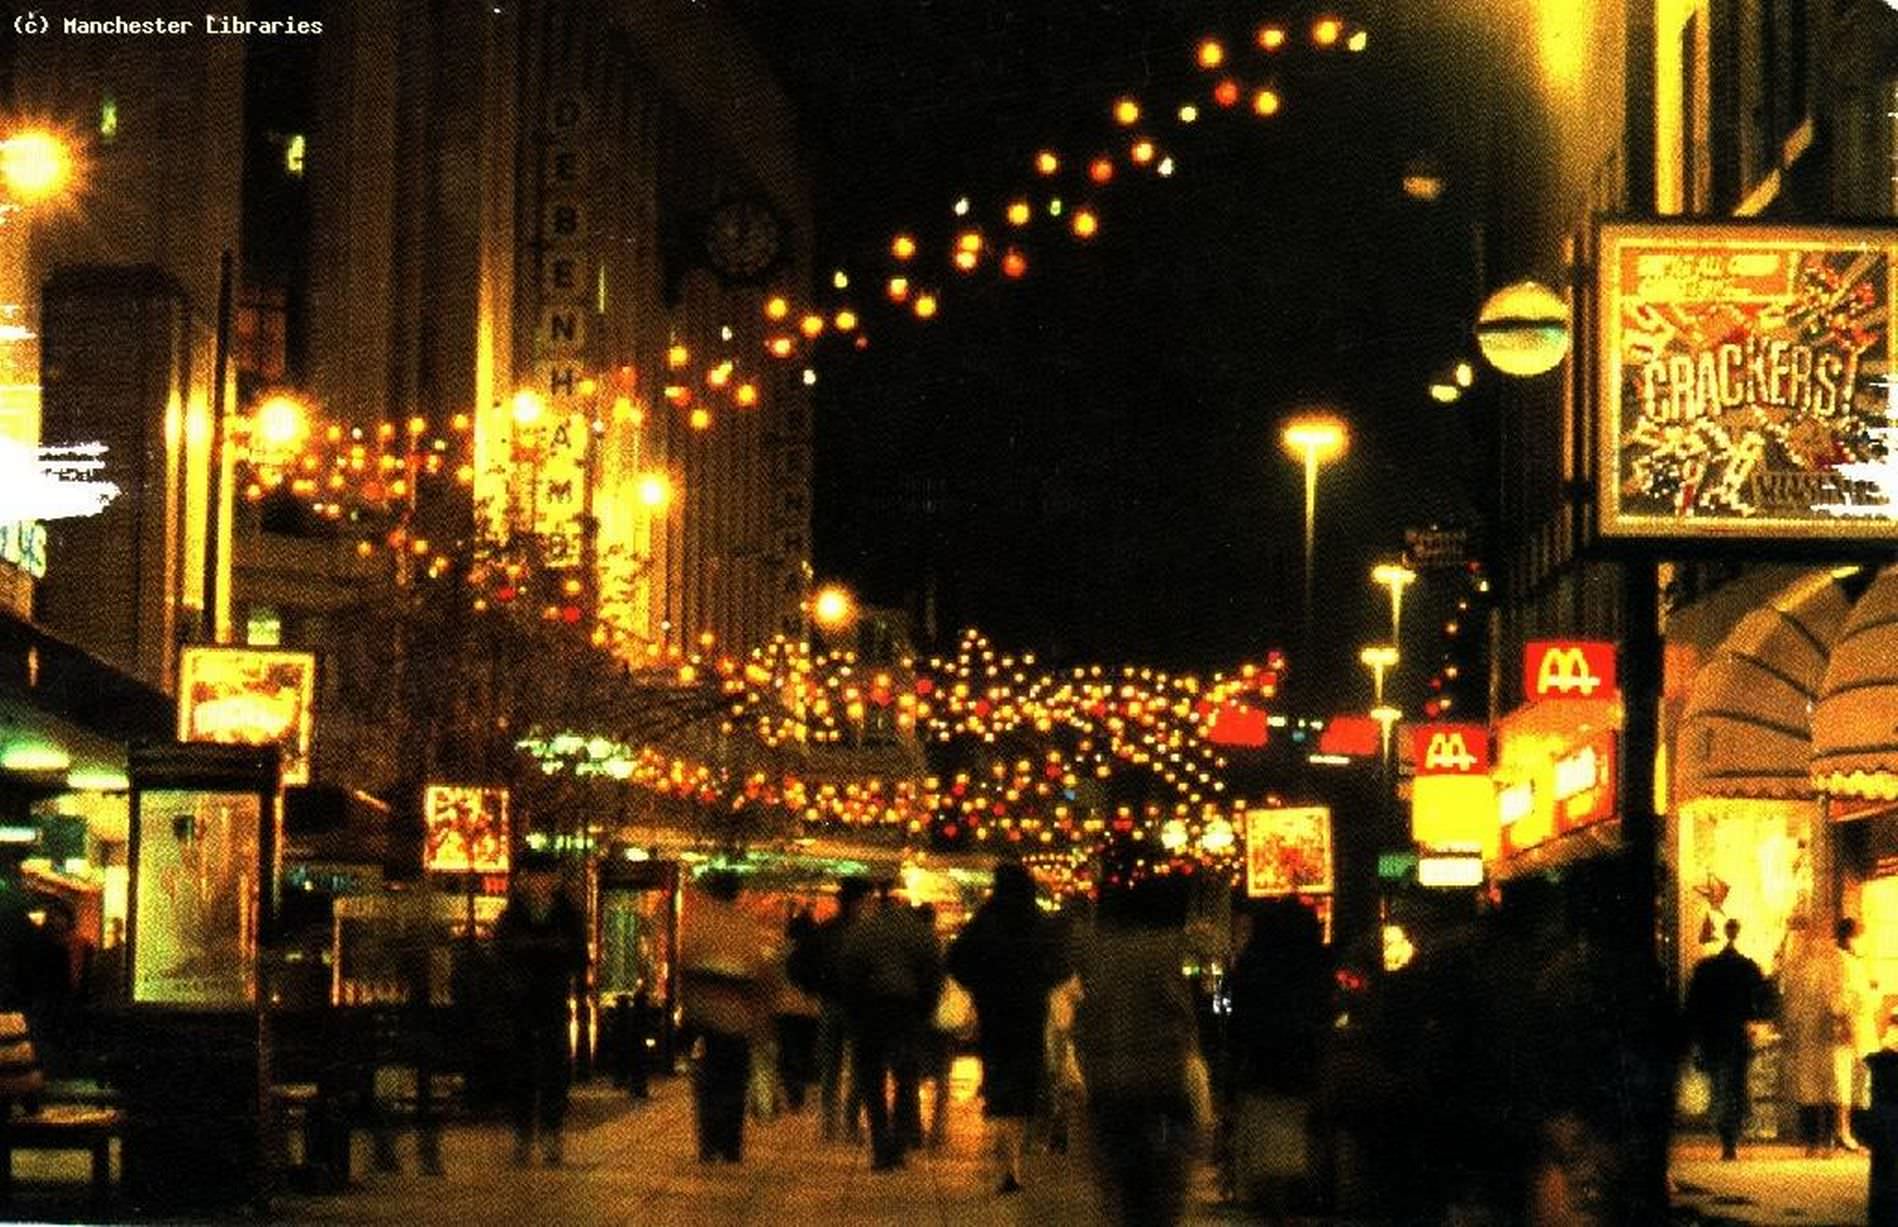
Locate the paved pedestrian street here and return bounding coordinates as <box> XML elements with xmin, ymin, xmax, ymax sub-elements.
<box><xmin>6</xmin><ymin>1057</ymin><xmax>1248</xmax><ymax>1225</ymax></box>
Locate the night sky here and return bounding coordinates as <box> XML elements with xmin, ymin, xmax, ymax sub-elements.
<box><xmin>736</xmin><ymin>1</ymin><xmax>1497</xmax><ymax>691</ymax></box>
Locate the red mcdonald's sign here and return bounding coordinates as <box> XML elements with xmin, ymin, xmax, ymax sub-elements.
<box><xmin>1412</xmin><ymin>724</ymin><xmax>1491</xmax><ymax>776</ymax></box>
<box><xmin>1523</xmin><ymin>640</ymin><xmax>1618</xmax><ymax>702</ymax></box>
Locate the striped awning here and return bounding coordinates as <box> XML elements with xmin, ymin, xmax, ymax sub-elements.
<box><xmin>1813</xmin><ymin>565</ymin><xmax>1898</xmax><ymax>800</ymax></box>
<box><xmin>1679</xmin><ymin>570</ymin><xmax>1850</xmax><ymax>800</ymax></box>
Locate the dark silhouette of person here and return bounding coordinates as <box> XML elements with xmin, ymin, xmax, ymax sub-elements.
<box><xmin>947</xmin><ymin>861</ymin><xmax>1068</xmax><ymax>1193</ymax></box>
<box><xmin>494</xmin><ymin>852</ymin><xmax>587</xmax><ymax>1166</ymax></box>
<box><xmin>788</xmin><ymin>875</ymin><xmax>873</xmax><ymax>1141</ymax></box>
<box><xmin>1684</xmin><ymin>917</ymin><xmax>1766</xmax><ymax>1160</ymax></box>
<box><xmin>1227</xmin><ymin>897</ymin><xmax>1333</xmax><ymax>1216</ymax></box>
<box><xmin>1074</xmin><ymin>875</ymin><xmax>1200</xmax><ymax>1226</ymax></box>
<box><xmin>775</xmin><ymin>908</ymin><xmax>820</xmax><ymax>1113</ymax></box>
<box><xmin>839</xmin><ymin>882</ymin><xmax>942</xmax><ymax>1170</ymax></box>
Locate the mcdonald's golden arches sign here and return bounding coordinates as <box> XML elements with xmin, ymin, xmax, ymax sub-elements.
<box><xmin>1523</xmin><ymin>640</ymin><xmax>1617</xmax><ymax>703</ymax></box>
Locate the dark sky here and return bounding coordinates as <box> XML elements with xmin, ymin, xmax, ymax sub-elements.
<box><xmin>735</xmin><ymin>1</ymin><xmax>1497</xmax><ymax>688</ymax></box>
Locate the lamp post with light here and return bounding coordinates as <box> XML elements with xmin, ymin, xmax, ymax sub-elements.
<box><xmin>1280</xmin><ymin>413</ymin><xmax>1349</xmax><ymax>664</ymax></box>
<box><xmin>1359</xmin><ymin>644</ymin><xmax>1399</xmax><ymax>706</ymax></box>
<box><xmin>1372</xmin><ymin>562</ymin><xmax>1417</xmax><ymax>643</ymax></box>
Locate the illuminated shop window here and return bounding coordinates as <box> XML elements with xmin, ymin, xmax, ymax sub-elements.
<box><xmin>245</xmin><ymin>605</ymin><xmax>283</xmax><ymax>647</ymax></box>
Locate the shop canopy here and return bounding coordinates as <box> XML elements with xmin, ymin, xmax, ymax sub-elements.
<box><xmin>1679</xmin><ymin>569</ymin><xmax>1850</xmax><ymax>801</ymax></box>
<box><xmin>1813</xmin><ymin>564</ymin><xmax>1898</xmax><ymax>800</ymax></box>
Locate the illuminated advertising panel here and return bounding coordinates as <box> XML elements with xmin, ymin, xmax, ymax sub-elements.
<box><xmin>1523</xmin><ymin>640</ymin><xmax>1618</xmax><ymax>703</ymax></box>
<box><xmin>177</xmin><ymin>647</ymin><xmax>316</xmax><ymax>785</ymax></box>
<box><xmin>131</xmin><ymin>789</ymin><xmax>260</xmax><ymax>1006</ymax></box>
<box><xmin>1244</xmin><ymin>806</ymin><xmax>1332</xmax><ymax>898</ymax></box>
<box><xmin>1597</xmin><ymin>222</ymin><xmax>1898</xmax><ymax>540</ymax></box>
<box><xmin>1412</xmin><ymin>724</ymin><xmax>1490</xmax><ymax>776</ymax></box>
<box><xmin>423</xmin><ymin>784</ymin><xmax>511</xmax><ymax>875</ymax></box>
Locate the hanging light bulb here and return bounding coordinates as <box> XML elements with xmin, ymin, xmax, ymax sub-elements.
<box><xmin>1196</xmin><ymin>37</ymin><xmax>1225</xmax><ymax>69</ymax></box>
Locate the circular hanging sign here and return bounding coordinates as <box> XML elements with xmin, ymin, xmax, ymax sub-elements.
<box><xmin>1475</xmin><ymin>279</ymin><xmax>1572</xmax><ymax>377</ymax></box>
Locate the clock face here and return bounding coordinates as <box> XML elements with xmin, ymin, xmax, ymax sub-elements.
<box><xmin>703</xmin><ymin>198</ymin><xmax>785</xmax><ymax>284</ymax></box>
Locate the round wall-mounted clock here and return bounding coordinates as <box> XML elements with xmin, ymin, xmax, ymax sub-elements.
<box><xmin>702</xmin><ymin>196</ymin><xmax>786</xmax><ymax>285</ymax></box>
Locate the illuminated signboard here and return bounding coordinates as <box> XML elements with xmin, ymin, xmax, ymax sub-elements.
<box><xmin>132</xmin><ymin>789</ymin><xmax>261</xmax><ymax>1006</ymax></box>
<box><xmin>1412</xmin><ymin>724</ymin><xmax>1490</xmax><ymax>775</ymax></box>
<box><xmin>1205</xmin><ymin>704</ymin><xmax>1268</xmax><ymax>748</ymax></box>
<box><xmin>1244</xmin><ymin>806</ymin><xmax>1332</xmax><ymax>898</ymax></box>
<box><xmin>1417</xmin><ymin>853</ymin><xmax>1485</xmax><ymax>889</ymax></box>
<box><xmin>1410</xmin><ymin>724</ymin><xmax>1497</xmax><ymax>857</ymax></box>
<box><xmin>0</xmin><ymin>520</ymin><xmax>45</xmax><ymax>577</ymax></box>
<box><xmin>1597</xmin><ymin>222</ymin><xmax>1898</xmax><ymax>540</ymax></box>
<box><xmin>423</xmin><ymin>784</ymin><xmax>511</xmax><ymax>874</ymax></box>
<box><xmin>177</xmin><ymin>647</ymin><xmax>316</xmax><ymax>785</ymax></box>
<box><xmin>1523</xmin><ymin>640</ymin><xmax>1618</xmax><ymax>703</ymax></box>
<box><xmin>1553</xmin><ymin>735</ymin><xmax>1617</xmax><ymax>833</ymax></box>
<box><xmin>1317</xmin><ymin>715</ymin><xmax>1379</xmax><ymax>758</ymax></box>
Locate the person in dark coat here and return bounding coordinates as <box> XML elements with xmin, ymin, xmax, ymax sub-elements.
<box><xmin>839</xmin><ymin>882</ymin><xmax>943</xmax><ymax>1171</ymax></box>
<box><xmin>494</xmin><ymin>852</ymin><xmax>587</xmax><ymax>1166</ymax></box>
<box><xmin>789</xmin><ymin>876</ymin><xmax>872</xmax><ymax>1141</ymax></box>
<box><xmin>947</xmin><ymin>861</ymin><xmax>1067</xmax><ymax>1194</ymax></box>
<box><xmin>1684</xmin><ymin>917</ymin><xmax>1766</xmax><ymax>1160</ymax></box>
<box><xmin>1227</xmin><ymin>897</ymin><xmax>1333</xmax><ymax>1217</ymax></box>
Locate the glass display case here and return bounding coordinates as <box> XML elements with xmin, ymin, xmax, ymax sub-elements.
<box><xmin>126</xmin><ymin>744</ymin><xmax>281</xmax><ymax>1009</ymax></box>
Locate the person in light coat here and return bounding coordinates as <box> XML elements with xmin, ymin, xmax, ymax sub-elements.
<box><xmin>1782</xmin><ymin>916</ymin><xmax>1876</xmax><ymax>1154</ymax></box>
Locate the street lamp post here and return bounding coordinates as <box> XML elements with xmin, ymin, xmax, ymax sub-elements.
<box><xmin>1359</xmin><ymin>644</ymin><xmax>1399</xmax><ymax>706</ymax></box>
<box><xmin>1280</xmin><ymin>414</ymin><xmax>1349</xmax><ymax>666</ymax></box>
<box><xmin>1372</xmin><ymin>562</ymin><xmax>1417</xmax><ymax>643</ymax></box>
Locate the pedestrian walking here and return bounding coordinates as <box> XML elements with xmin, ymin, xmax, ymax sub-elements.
<box><xmin>1682</xmin><ymin>917</ymin><xmax>1765</xmax><ymax>1160</ymax></box>
<box><xmin>946</xmin><ymin>861</ymin><xmax>1068</xmax><ymax>1194</ymax></box>
<box><xmin>680</xmin><ymin>870</ymin><xmax>781</xmax><ymax>1163</ymax></box>
<box><xmin>789</xmin><ymin>875</ymin><xmax>873</xmax><ymax>1141</ymax></box>
<box><xmin>1784</xmin><ymin>916</ymin><xmax>1877</xmax><ymax>1154</ymax></box>
<box><xmin>1227</xmin><ymin>896</ymin><xmax>1333</xmax><ymax>1217</ymax></box>
<box><xmin>494</xmin><ymin>851</ymin><xmax>587</xmax><ymax>1167</ymax></box>
<box><xmin>1074</xmin><ymin>875</ymin><xmax>1202</xmax><ymax>1227</ymax></box>
<box><xmin>775</xmin><ymin>909</ymin><xmax>821</xmax><ymax>1113</ymax></box>
<box><xmin>839</xmin><ymin>881</ymin><xmax>943</xmax><ymax>1170</ymax></box>
<box><xmin>913</xmin><ymin>903</ymin><xmax>960</xmax><ymax>1148</ymax></box>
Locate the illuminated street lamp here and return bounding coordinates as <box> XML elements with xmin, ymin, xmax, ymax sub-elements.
<box><xmin>1370</xmin><ymin>703</ymin><xmax>1402</xmax><ymax>764</ymax></box>
<box><xmin>1371</xmin><ymin>561</ymin><xmax>1417</xmax><ymax>642</ymax></box>
<box><xmin>1359</xmin><ymin>644</ymin><xmax>1399</xmax><ymax>705</ymax></box>
<box><xmin>250</xmin><ymin>392</ymin><xmax>309</xmax><ymax>455</ymax></box>
<box><xmin>1280</xmin><ymin>413</ymin><xmax>1350</xmax><ymax>653</ymax></box>
<box><xmin>0</xmin><ymin>129</ymin><xmax>74</xmax><ymax>205</ymax></box>
<box><xmin>635</xmin><ymin>471</ymin><xmax>673</xmax><ymax>511</ymax></box>
<box><xmin>812</xmin><ymin>584</ymin><xmax>857</xmax><ymax>634</ymax></box>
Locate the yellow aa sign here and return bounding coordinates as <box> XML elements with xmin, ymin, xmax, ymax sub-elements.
<box><xmin>1423</xmin><ymin>731</ymin><xmax>1477</xmax><ymax>773</ymax></box>
<box><xmin>1535</xmin><ymin>647</ymin><xmax>1602</xmax><ymax>697</ymax></box>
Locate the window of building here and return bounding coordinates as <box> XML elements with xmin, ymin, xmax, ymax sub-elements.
<box><xmin>245</xmin><ymin>605</ymin><xmax>283</xmax><ymax>647</ymax></box>
<box><xmin>283</xmin><ymin>133</ymin><xmax>306</xmax><ymax>178</ymax></box>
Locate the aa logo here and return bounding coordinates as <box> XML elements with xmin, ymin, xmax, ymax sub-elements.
<box><xmin>1423</xmin><ymin>731</ymin><xmax>1478</xmax><ymax>773</ymax></box>
<box><xmin>1536</xmin><ymin>647</ymin><xmax>1602</xmax><ymax>697</ymax></box>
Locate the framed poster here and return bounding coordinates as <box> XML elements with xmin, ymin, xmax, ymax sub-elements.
<box><xmin>423</xmin><ymin>785</ymin><xmax>511</xmax><ymax>874</ymax></box>
<box><xmin>1597</xmin><ymin>222</ymin><xmax>1898</xmax><ymax>540</ymax></box>
<box><xmin>177</xmin><ymin>647</ymin><xmax>317</xmax><ymax>785</ymax></box>
<box><xmin>1244</xmin><ymin>805</ymin><xmax>1333</xmax><ymax>898</ymax></box>
<box><xmin>131</xmin><ymin>789</ymin><xmax>261</xmax><ymax>1006</ymax></box>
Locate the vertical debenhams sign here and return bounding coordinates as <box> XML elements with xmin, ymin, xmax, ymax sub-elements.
<box><xmin>527</xmin><ymin>93</ymin><xmax>591</xmax><ymax>569</ymax></box>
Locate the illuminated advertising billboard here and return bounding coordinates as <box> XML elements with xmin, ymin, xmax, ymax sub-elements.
<box><xmin>1244</xmin><ymin>805</ymin><xmax>1332</xmax><ymax>898</ymax></box>
<box><xmin>1597</xmin><ymin>223</ymin><xmax>1898</xmax><ymax>540</ymax></box>
<box><xmin>177</xmin><ymin>647</ymin><xmax>316</xmax><ymax>785</ymax></box>
<box><xmin>423</xmin><ymin>784</ymin><xmax>511</xmax><ymax>874</ymax></box>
